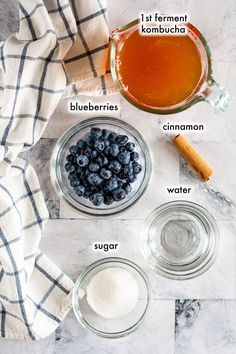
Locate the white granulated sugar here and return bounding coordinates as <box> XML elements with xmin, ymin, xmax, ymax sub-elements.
<box><xmin>86</xmin><ymin>267</ymin><xmax>139</xmax><ymax>319</ymax></box>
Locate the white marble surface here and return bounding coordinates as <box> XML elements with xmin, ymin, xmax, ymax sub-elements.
<box><xmin>175</xmin><ymin>300</ymin><xmax>236</xmax><ymax>354</ymax></box>
<box><xmin>39</xmin><ymin>219</ymin><xmax>236</xmax><ymax>299</ymax></box>
<box><xmin>1</xmin><ymin>0</ymin><xmax>236</xmax><ymax>353</ymax></box>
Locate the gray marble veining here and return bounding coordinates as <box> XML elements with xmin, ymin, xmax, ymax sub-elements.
<box><xmin>175</xmin><ymin>300</ymin><xmax>201</xmax><ymax>332</ymax></box>
<box><xmin>0</xmin><ymin>0</ymin><xmax>18</xmax><ymax>41</ymax></box>
<box><xmin>179</xmin><ymin>141</ymin><xmax>236</xmax><ymax>221</ymax></box>
<box><xmin>175</xmin><ymin>301</ymin><xmax>236</xmax><ymax>354</ymax></box>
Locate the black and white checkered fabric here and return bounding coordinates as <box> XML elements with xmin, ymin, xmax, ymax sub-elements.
<box><xmin>0</xmin><ymin>0</ymin><xmax>114</xmax><ymax>340</ymax></box>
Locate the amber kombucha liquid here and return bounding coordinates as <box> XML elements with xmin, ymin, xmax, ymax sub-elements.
<box><xmin>119</xmin><ymin>30</ymin><xmax>202</xmax><ymax>107</ymax></box>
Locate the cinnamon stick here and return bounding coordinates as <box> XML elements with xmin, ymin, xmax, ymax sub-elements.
<box><xmin>173</xmin><ymin>134</ymin><xmax>213</xmax><ymax>182</ymax></box>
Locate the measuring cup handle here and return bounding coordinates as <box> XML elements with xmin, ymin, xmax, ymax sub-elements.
<box><xmin>203</xmin><ymin>79</ymin><xmax>231</xmax><ymax>112</ymax></box>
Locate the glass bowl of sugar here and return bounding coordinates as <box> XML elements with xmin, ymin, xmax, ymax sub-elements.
<box><xmin>72</xmin><ymin>257</ymin><xmax>152</xmax><ymax>338</ymax></box>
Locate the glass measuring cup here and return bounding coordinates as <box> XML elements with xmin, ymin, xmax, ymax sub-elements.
<box><xmin>110</xmin><ymin>19</ymin><xmax>230</xmax><ymax>114</ymax></box>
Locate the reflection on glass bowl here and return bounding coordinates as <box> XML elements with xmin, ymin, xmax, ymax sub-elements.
<box><xmin>72</xmin><ymin>257</ymin><xmax>152</xmax><ymax>338</ymax></box>
<box><xmin>50</xmin><ymin>117</ymin><xmax>152</xmax><ymax>217</ymax></box>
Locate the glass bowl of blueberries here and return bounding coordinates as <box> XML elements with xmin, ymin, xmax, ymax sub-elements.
<box><xmin>50</xmin><ymin>117</ymin><xmax>152</xmax><ymax>217</ymax></box>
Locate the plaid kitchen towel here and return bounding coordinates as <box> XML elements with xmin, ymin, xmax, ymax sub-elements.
<box><xmin>0</xmin><ymin>0</ymin><xmax>115</xmax><ymax>340</ymax></box>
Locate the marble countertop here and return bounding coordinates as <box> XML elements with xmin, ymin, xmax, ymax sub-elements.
<box><xmin>1</xmin><ymin>0</ymin><xmax>236</xmax><ymax>353</ymax></box>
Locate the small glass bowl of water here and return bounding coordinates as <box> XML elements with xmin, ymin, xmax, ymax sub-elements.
<box><xmin>142</xmin><ymin>200</ymin><xmax>219</xmax><ymax>280</ymax></box>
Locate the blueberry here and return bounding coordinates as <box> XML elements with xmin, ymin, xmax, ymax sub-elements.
<box><xmin>77</xmin><ymin>140</ymin><xmax>87</xmax><ymax>149</ymax></box>
<box><xmin>97</xmin><ymin>154</ymin><xmax>108</xmax><ymax>167</ymax></box>
<box><xmin>70</xmin><ymin>180</ymin><xmax>80</xmax><ymax>188</ymax></box>
<box><xmin>75</xmin><ymin>185</ymin><xmax>85</xmax><ymax>196</ymax></box>
<box><xmin>110</xmin><ymin>144</ymin><xmax>119</xmax><ymax>157</ymax></box>
<box><xmin>119</xmin><ymin>146</ymin><xmax>127</xmax><ymax>153</ymax></box>
<box><xmin>86</xmin><ymin>135</ymin><xmax>95</xmax><ymax>147</ymax></box>
<box><xmin>66</xmin><ymin>154</ymin><xmax>75</xmax><ymax>162</ymax></box>
<box><xmin>90</xmin><ymin>186</ymin><xmax>99</xmax><ymax>194</ymax></box>
<box><xmin>104</xmin><ymin>194</ymin><xmax>114</xmax><ymax>205</ymax></box>
<box><xmin>109</xmin><ymin>160</ymin><xmax>122</xmax><ymax>174</ymax></box>
<box><xmin>83</xmin><ymin>189</ymin><xmax>91</xmax><ymax>199</ymax></box>
<box><xmin>109</xmin><ymin>132</ymin><xmax>118</xmax><ymax>143</ymax></box>
<box><xmin>77</xmin><ymin>155</ymin><xmax>89</xmax><ymax>167</ymax></box>
<box><xmin>123</xmin><ymin>183</ymin><xmax>132</xmax><ymax>194</ymax></box>
<box><xmin>91</xmin><ymin>127</ymin><xmax>103</xmax><ymax>139</ymax></box>
<box><xmin>81</xmin><ymin>176</ymin><xmax>90</xmax><ymax>188</ymax></box>
<box><xmin>65</xmin><ymin>163</ymin><xmax>75</xmax><ymax>173</ymax></box>
<box><xmin>118</xmin><ymin>151</ymin><xmax>130</xmax><ymax>165</ymax></box>
<box><xmin>105</xmin><ymin>177</ymin><xmax>118</xmax><ymax>191</ymax></box>
<box><xmin>125</xmin><ymin>142</ymin><xmax>135</xmax><ymax>152</ymax></box>
<box><xmin>104</xmin><ymin>146</ymin><xmax>111</xmax><ymax>156</ymax></box>
<box><xmin>87</xmin><ymin>173</ymin><xmax>103</xmax><ymax>186</ymax></box>
<box><xmin>84</xmin><ymin>168</ymin><xmax>89</xmax><ymax>176</ymax></box>
<box><xmin>100</xmin><ymin>168</ymin><xmax>112</xmax><ymax>180</ymax></box>
<box><xmin>76</xmin><ymin>167</ymin><xmax>84</xmax><ymax>178</ymax></box>
<box><xmin>123</xmin><ymin>163</ymin><xmax>133</xmax><ymax>177</ymax></box>
<box><xmin>103</xmin><ymin>139</ymin><xmax>110</xmax><ymax>147</ymax></box>
<box><xmin>90</xmin><ymin>193</ymin><xmax>104</xmax><ymax>206</ymax></box>
<box><xmin>89</xmin><ymin>162</ymin><xmax>100</xmax><ymax>172</ymax></box>
<box><xmin>116</xmin><ymin>135</ymin><xmax>128</xmax><ymax>145</ymax></box>
<box><xmin>90</xmin><ymin>149</ymin><xmax>98</xmax><ymax>160</ymax></box>
<box><xmin>101</xmin><ymin>129</ymin><xmax>110</xmax><ymax>140</ymax></box>
<box><xmin>118</xmin><ymin>170</ymin><xmax>126</xmax><ymax>180</ymax></box>
<box><xmin>69</xmin><ymin>145</ymin><xmax>78</xmax><ymax>155</ymax></box>
<box><xmin>127</xmin><ymin>174</ymin><xmax>137</xmax><ymax>183</ymax></box>
<box><xmin>113</xmin><ymin>188</ymin><xmax>126</xmax><ymax>201</ymax></box>
<box><xmin>68</xmin><ymin>172</ymin><xmax>77</xmax><ymax>181</ymax></box>
<box><xmin>130</xmin><ymin>151</ymin><xmax>139</xmax><ymax>161</ymax></box>
<box><xmin>133</xmin><ymin>162</ymin><xmax>142</xmax><ymax>174</ymax></box>
<box><xmin>84</xmin><ymin>147</ymin><xmax>92</xmax><ymax>159</ymax></box>
<box><xmin>117</xmin><ymin>180</ymin><xmax>124</xmax><ymax>188</ymax></box>
<box><xmin>94</xmin><ymin>140</ymin><xmax>105</xmax><ymax>152</ymax></box>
